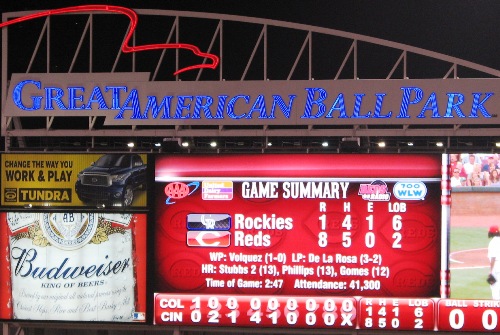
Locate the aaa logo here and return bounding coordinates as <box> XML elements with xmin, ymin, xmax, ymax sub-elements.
<box><xmin>165</xmin><ymin>181</ymin><xmax>200</xmax><ymax>204</ymax></box>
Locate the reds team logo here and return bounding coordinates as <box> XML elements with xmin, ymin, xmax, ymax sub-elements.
<box><xmin>186</xmin><ymin>231</ymin><xmax>231</xmax><ymax>247</ymax></box>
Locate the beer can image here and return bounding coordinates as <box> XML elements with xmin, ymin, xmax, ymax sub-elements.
<box><xmin>0</xmin><ymin>212</ymin><xmax>147</xmax><ymax>322</ymax></box>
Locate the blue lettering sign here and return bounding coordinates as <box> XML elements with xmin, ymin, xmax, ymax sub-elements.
<box><xmin>144</xmin><ymin>96</ymin><xmax>173</xmax><ymax>119</ymax></box>
<box><xmin>227</xmin><ymin>95</ymin><xmax>249</xmax><ymax>119</ymax></box>
<box><xmin>86</xmin><ymin>86</ymin><xmax>109</xmax><ymax>110</ymax></box>
<box><xmin>398</xmin><ymin>86</ymin><xmax>422</xmax><ymax>118</ymax></box>
<box><xmin>325</xmin><ymin>93</ymin><xmax>348</xmax><ymax>118</ymax></box>
<box><xmin>417</xmin><ymin>92</ymin><xmax>440</xmax><ymax>118</ymax></box>
<box><xmin>469</xmin><ymin>92</ymin><xmax>493</xmax><ymax>118</ymax></box>
<box><xmin>352</xmin><ymin>93</ymin><xmax>370</xmax><ymax>118</ymax></box>
<box><xmin>445</xmin><ymin>93</ymin><xmax>466</xmax><ymax>118</ymax></box>
<box><xmin>302</xmin><ymin>87</ymin><xmax>327</xmax><ymax>119</ymax></box>
<box><xmin>372</xmin><ymin>93</ymin><xmax>392</xmax><ymax>118</ymax></box>
<box><xmin>13</xmin><ymin>80</ymin><xmax>42</xmax><ymax>111</ymax></box>
<box><xmin>105</xmin><ymin>86</ymin><xmax>127</xmax><ymax>109</ymax></box>
<box><xmin>9</xmin><ymin>79</ymin><xmax>497</xmax><ymax>122</ymax></box>
<box><xmin>67</xmin><ymin>87</ymin><xmax>85</xmax><ymax>110</ymax></box>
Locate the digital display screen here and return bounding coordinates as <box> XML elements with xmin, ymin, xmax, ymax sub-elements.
<box><xmin>444</xmin><ymin>153</ymin><xmax>500</xmax><ymax>331</ymax></box>
<box><xmin>153</xmin><ymin>154</ymin><xmax>447</xmax><ymax>329</ymax></box>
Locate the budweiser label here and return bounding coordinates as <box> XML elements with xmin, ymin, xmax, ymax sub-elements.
<box><xmin>7</xmin><ymin>213</ymin><xmax>38</xmax><ymax>233</ymax></box>
<box><xmin>8</xmin><ymin>212</ymin><xmax>137</xmax><ymax>321</ymax></box>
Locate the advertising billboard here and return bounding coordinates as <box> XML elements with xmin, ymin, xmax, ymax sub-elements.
<box><xmin>1</xmin><ymin>154</ymin><xmax>147</xmax><ymax>207</ymax></box>
<box><xmin>153</xmin><ymin>154</ymin><xmax>447</xmax><ymax>329</ymax></box>
<box><xmin>0</xmin><ymin>212</ymin><xmax>147</xmax><ymax>322</ymax></box>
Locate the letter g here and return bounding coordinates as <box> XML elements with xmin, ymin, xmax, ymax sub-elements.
<box><xmin>13</xmin><ymin>80</ymin><xmax>43</xmax><ymax>111</ymax></box>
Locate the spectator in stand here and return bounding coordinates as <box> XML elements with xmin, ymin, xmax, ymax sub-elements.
<box><xmin>493</xmin><ymin>154</ymin><xmax>500</xmax><ymax>169</ymax></box>
<box><xmin>463</xmin><ymin>154</ymin><xmax>478</xmax><ymax>179</ymax></box>
<box><xmin>467</xmin><ymin>172</ymin><xmax>484</xmax><ymax>186</ymax></box>
<box><xmin>450</xmin><ymin>168</ymin><xmax>463</xmax><ymax>187</ymax></box>
<box><xmin>483</xmin><ymin>156</ymin><xmax>496</xmax><ymax>172</ymax></box>
<box><xmin>473</xmin><ymin>164</ymin><xmax>486</xmax><ymax>185</ymax></box>
<box><xmin>450</xmin><ymin>154</ymin><xmax>459</xmax><ymax>172</ymax></box>
<box><xmin>473</xmin><ymin>176</ymin><xmax>484</xmax><ymax>186</ymax></box>
<box><xmin>455</xmin><ymin>161</ymin><xmax>467</xmax><ymax>184</ymax></box>
<box><xmin>490</xmin><ymin>169</ymin><xmax>500</xmax><ymax>185</ymax></box>
<box><xmin>489</xmin><ymin>162</ymin><xmax>498</xmax><ymax>174</ymax></box>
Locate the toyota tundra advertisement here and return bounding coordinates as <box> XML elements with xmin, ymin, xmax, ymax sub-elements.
<box><xmin>1</xmin><ymin>154</ymin><xmax>147</xmax><ymax>208</ymax></box>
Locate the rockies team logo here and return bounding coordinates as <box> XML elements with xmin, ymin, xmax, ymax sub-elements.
<box><xmin>186</xmin><ymin>213</ymin><xmax>232</xmax><ymax>247</ymax></box>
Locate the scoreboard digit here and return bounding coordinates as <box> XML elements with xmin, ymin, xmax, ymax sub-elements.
<box><xmin>438</xmin><ymin>300</ymin><xmax>500</xmax><ymax>331</ymax></box>
<box><xmin>155</xmin><ymin>294</ymin><xmax>357</xmax><ymax>328</ymax></box>
<box><xmin>359</xmin><ymin>298</ymin><xmax>435</xmax><ymax>330</ymax></box>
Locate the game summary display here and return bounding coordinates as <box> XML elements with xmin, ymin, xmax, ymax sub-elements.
<box><xmin>2</xmin><ymin>153</ymin><xmax>500</xmax><ymax>332</ymax></box>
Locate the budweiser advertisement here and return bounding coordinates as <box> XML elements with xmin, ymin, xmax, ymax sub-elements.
<box><xmin>1</xmin><ymin>153</ymin><xmax>147</xmax><ymax>208</ymax></box>
<box><xmin>153</xmin><ymin>154</ymin><xmax>448</xmax><ymax>329</ymax></box>
<box><xmin>0</xmin><ymin>212</ymin><xmax>147</xmax><ymax>322</ymax></box>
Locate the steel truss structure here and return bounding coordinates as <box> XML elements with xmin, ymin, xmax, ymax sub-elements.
<box><xmin>1</xmin><ymin>8</ymin><xmax>500</xmax><ymax>153</ymax></box>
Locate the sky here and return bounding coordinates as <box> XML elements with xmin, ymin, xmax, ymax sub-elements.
<box><xmin>1</xmin><ymin>0</ymin><xmax>499</xmax><ymax>72</ymax></box>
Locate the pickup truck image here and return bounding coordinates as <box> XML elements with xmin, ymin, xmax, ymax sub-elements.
<box><xmin>75</xmin><ymin>154</ymin><xmax>147</xmax><ymax>207</ymax></box>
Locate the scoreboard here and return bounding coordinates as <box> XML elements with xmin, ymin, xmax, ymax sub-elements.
<box><xmin>2</xmin><ymin>152</ymin><xmax>500</xmax><ymax>331</ymax></box>
<box><xmin>154</xmin><ymin>153</ymin><xmax>494</xmax><ymax>330</ymax></box>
